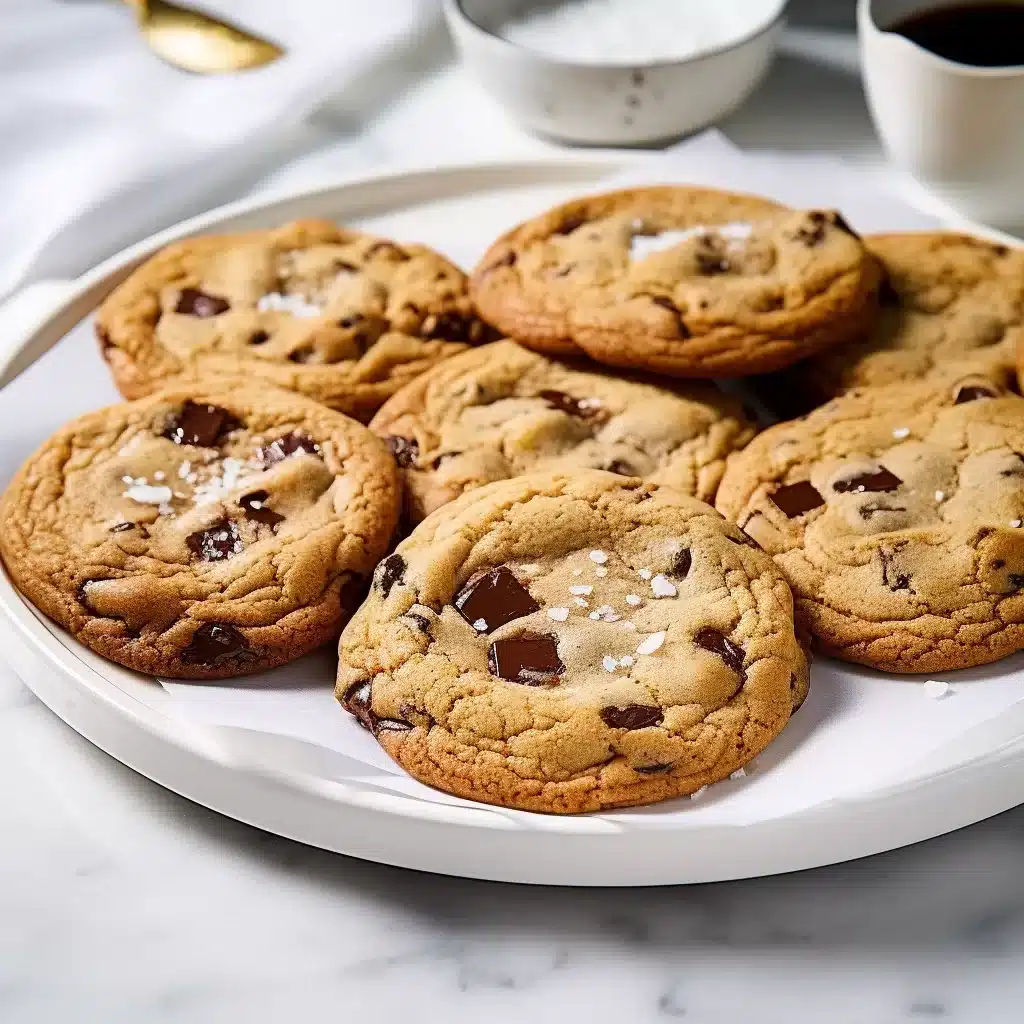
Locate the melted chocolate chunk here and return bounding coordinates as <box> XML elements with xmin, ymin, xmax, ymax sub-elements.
<box><xmin>770</xmin><ymin>481</ymin><xmax>825</xmax><ymax>518</ymax></box>
<box><xmin>880</xmin><ymin>550</ymin><xmax>911</xmax><ymax>592</ymax></box>
<box><xmin>488</xmin><ymin>633</ymin><xmax>563</xmax><ymax>685</ymax></box>
<box><xmin>163</xmin><ymin>401</ymin><xmax>241</xmax><ymax>447</ymax></box>
<box><xmin>694</xmin><ymin>627</ymin><xmax>746</xmax><ymax>676</ymax></box>
<box><xmin>538</xmin><ymin>389</ymin><xmax>607</xmax><ymax>421</ymax></box>
<box><xmin>257</xmin><ymin>432</ymin><xmax>320</xmax><ymax>467</ymax></box>
<box><xmin>421</xmin><ymin>312</ymin><xmax>488</xmax><ymax>344</ymax></box>
<box><xmin>109</xmin><ymin>522</ymin><xmax>135</xmax><ymax>533</ymax></box>
<box><xmin>341</xmin><ymin>680</ymin><xmax>375</xmax><ymax>731</ymax></box>
<box><xmin>879</xmin><ymin>273</ymin><xmax>902</xmax><ymax>307</ymax></box>
<box><xmin>385</xmin><ymin>435</ymin><xmax>419</xmax><ymax>468</ymax></box>
<box><xmin>174</xmin><ymin>288</ymin><xmax>230</xmax><ymax>317</ymax></box>
<box><xmin>833</xmin><ymin>467</ymin><xmax>902</xmax><ymax>494</ymax></box>
<box><xmin>554</xmin><ymin>214</ymin><xmax>586</xmax><ymax>236</ymax></box>
<box><xmin>672</xmin><ymin>548</ymin><xmax>692</xmax><ymax>578</ymax></box>
<box><xmin>248</xmin><ymin>330</ymin><xmax>270</xmax><ymax>346</ymax></box>
<box><xmin>454</xmin><ymin>566</ymin><xmax>540</xmax><ymax>634</ymax></box>
<box><xmin>405</xmin><ymin>612</ymin><xmax>432</xmax><ymax>633</ymax></box>
<box><xmin>239</xmin><ymin>490</ymin><xmax>285</xmax><ymax>527</ymax></box>
<box><xmin>375</xmin><ymin>554</ymin><xmax>406</xmax><ymax>598</ymax></box>
<box><xmin>955</xmin><ymin>384</ymin><xmax>997</xmax><ymax>404</ymax></box>
<box><xmin>181</xmin><ymin>622</ymin><xmax>249</xmax><ymax>665</ymax></box>
<box><xmin>649</xmin><ymin>295</ymin><xmax>692</xmax><ymax>338</ymax></box>
<box><xmin>186</xmin><ymin>520</ymin><xmax>242</xmax><ymax>562</ymax></box>
<box><xmin>600</xmin><ymin>705</ymin><xmax>664</xmax><ymax>730</ymax></box>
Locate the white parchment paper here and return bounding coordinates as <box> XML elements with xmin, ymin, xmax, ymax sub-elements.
<box><xmin>160</xmin><ymin>132</ymin><xmax>1024</xmax><ymax>823</ymax></box>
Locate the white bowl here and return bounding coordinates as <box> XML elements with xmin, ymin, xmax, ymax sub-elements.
<box><xmin>443</xmin><ymin>0</ymin><xmax>787</xmax><ymax>146</ymax></box>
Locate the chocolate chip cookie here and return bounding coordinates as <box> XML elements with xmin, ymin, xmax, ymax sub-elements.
<box><xmin>336</xmin><ymin>470</ymin><xmax>804</xmax><ymax>813</ymax></box>
<box><xmin>96</xmin><ymin>219</ymin><xmax>493</xmax><ymax>422</ymax></box>
<box><xmin>470</xmin><ymin>187</ymin><xmax>882</xmax><ymax>377</ymax></box>
<box><xmin>716</xmin><ymin>377</ymin><xmax>1024</xmax><ymax>674</ymax></box>
<box><xmin>369</xmin><ymin>339</ymin><xmax>756</xmax><ymax>524</ymax></box>
<box><xmin>0</xmin><ymin>383</ymin><xmax>400</xmax><ymax>678</ymax></box>
<box><xmin>796</xmin><ymin>232</ymin><xmax>1024</xmax><ymax>401</ymax></box>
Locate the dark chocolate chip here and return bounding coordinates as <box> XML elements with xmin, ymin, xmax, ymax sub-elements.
<box><xmin>163</xmin><ymin>401</ymin><xmax>241</xmax><ymax>447</ymax></box>
<box><xmin>385</xmin><ymin>435</ymin><xmax>419</xmax><ymax>468</ymax></box>
<box><xmin>694</xmin><ymin>627</ymin><xmax>745</xmax><ymax>676</ymax></box>
<box><xmin>341</xmin><ymin>680</ymin><xmax>375</xmax><ymax>731</ymax></box>
<box><xmin>955</xmin><ymin>384</ymin><xmax>997</xmax><ymax>404</ymax></box>
<box><xmin>649</xmin><ymin>295</ymin><xmax>691</xmax><ymax>338</ymax></box>
<box><xmin>672</xmin><ymin>548</ymin><xmax>692</xmax><ymax>578</ymax></box>
<box><xmin>257</xmin><ymin>432</ymin><xmax>320</xmax><ymax>467</ymax></box>
<box><xmin>1010</xmin><ymin>574</ymin><xmax>1024</xmax><ymax>591</ymax></box>
<box><xmin>487</xmin><ymin>251</ymin><xmax>517</xmax><ymax>272</ymax></box>
<box><xmin>374</xmin><ymin>554</ymin><xmax>406</xmax><ymax>598</ymax></box>
<box><xmin>770</xmin><ymin>481</ymin><xmax>825</xmax><ymax>518</ymax></box>
<box><xmin>553</xmin><ymin>214</ymin><xmax>586</xmax><ymax>236</ymax></box>
<box><xmin>454</xmin><ymin>566</ymin><xmax>540</xmax><ymax>633</ymax></box>
<box><xmin>420</xmin><ymin>311</ymin><xmax>487</xmax><ymax>343</ymax></box>
<box><xmin>833</xmin><ymin>468</ymin><xmax>902</xmax><ymax>494</ymax></box>
<box><xmin>239</xmin><ymin>490</ymin><xmax>285</xmax><ymax>527</ymax></box>
<box><xmin>538</xmin><ymin>389</ymin><xmax>607</xmax><ymax>421</ymax></box>
<box><xmin>600</xmin><ymin>705</ymin><xmax>663</xmax><ymax>730</ymax></box>
<box><xmin>860</xmin><ymin>502</ymin><xmax>907</xmax><ymax>519</ymax></box>
<box><xmin>248</xmin><ymin>330</ymin><xmax>270</xmax><ymax>346</ymax></box>
<box><xmin>488</xmin><ymin>632</ymin><xmax>563</xmax><ymax>685</ymax></box>
<box><xmin>181</xmin><ymin>622</ymin><xmax>249</xmax><ymax>665</ymax></box>
<box><xmin>993</xmin><ymin>559</ymin><xmax>1006</xmax><ymax>569</ymax></box>
<box><xmin>174</xmin><ymin>288</ymin><xmax>230</xmax><ymax>317</ymax></box>
<box><xmin>186</xmin><ymin>520</ymin><xmax>241</xmax><ymax>562</ymax></box>
<box><xmin>879</xmin><ymin>274</ymin><xmax>902</xmax><ymax>307</ymax></box>
<box><xmin>880</xmin><ymin>550</ymin><xmax>911</xmax><ymax>592</ymax></box>
<box><xmin>109</xmin><ymin>522</ymin><xmax>135</xmax><ymax>533</ymax></box>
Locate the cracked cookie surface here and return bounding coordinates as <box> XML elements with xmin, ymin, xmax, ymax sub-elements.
<box><xmin>336</xmin><ymin>470</ymin><xmax>803</xmax><ymax>813</ymax></box>
<box><xmin>470</xmin><ymin>187</ymin><xmax>881</xmax><ymax>377</ymax></box>
<box><xmin>96</xmin><ymin>219</ymin><xmax>493</xmax><ymax>422</ymax></box>
<box><xmin>797</xmin><ymin>232</ymin><xmax>1024</xmax><ymax>401</ymax></box>
<box><xmin>369</xmin><ymin>340</ymin><xmax>756</xmax><ymax>524</ymax></box>
<box><xmin>0</xmin><ymin>383</ymin><xmax>400</xmax><ymax>678</ymax></box>
<box><xmin>716</xmin><ymin>378</ymin><xmax>1024</xmax><ymax>673</ymax></box>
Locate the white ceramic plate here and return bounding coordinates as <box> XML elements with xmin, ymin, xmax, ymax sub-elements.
<box><xmin>3</xmin><ymin>158</ymin><xmax>1024</xmax><ymax>886</ymax></box>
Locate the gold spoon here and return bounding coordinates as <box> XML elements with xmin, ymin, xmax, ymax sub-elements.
<box><xmin>121</xmin><ymin>0</ymin><xmax>283</xmax><ymax>74</ymax></box>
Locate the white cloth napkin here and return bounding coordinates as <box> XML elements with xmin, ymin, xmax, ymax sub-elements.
<box><xmin>0</xmin><ymin>0</ymin><xmax>439</xmax><ymax>297</ymax></box>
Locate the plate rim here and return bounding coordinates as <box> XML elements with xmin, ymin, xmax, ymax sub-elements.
<box><xmin>4</xmin><ymin>154</ymin><xmax>1024</xmax><ymax>885</ymax></box>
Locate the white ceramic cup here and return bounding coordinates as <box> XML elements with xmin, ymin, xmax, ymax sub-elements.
<box><xmin>859</xmin><ymin>0</ymin><xmax>1024</xmax><ymax>227</ymax></box>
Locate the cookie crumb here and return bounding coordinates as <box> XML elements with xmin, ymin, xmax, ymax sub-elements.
<box><xmin>548</xmin><ymin>607</ymin><xmax>569</xmax><ymax>622</ymax></box>
<box><xmin>923</xmin><ymin>679</ymin><xmax>952</xmax><ymax>699</ymax></box>
<box><xmin>636</xmin><ymin>631</ymin><xmax>666</xmax><ymax>655</ymax></box>
<box><xmin>651</xmin><ymin>574</ymin><xmax>677</xmax><ymax>598</ymax></box>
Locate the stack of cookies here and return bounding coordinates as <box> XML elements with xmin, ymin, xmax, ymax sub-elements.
<box><xmin>4</xmin><ymin>186</ymin><xmax>1024</xmax><ymax>814</ymax></box>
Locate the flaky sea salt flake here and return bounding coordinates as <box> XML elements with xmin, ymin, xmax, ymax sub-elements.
<box><xmin>892</xmin><ymin>427</ymin><xmax>910</xmax><ymax>440</ymax></box>
<box><xmin>569</xmin><ymin>584</ymin><xmax>593</xmax><ymax>596</ymax></box>
<box><xmin>636</xmin><ymin>631</ymin><xmax>666</xmax><ymax>656</ymax></box>
<box><xmin>473</xmin><ymin>618</ymin><xmax>488</xmax><ymax>632</ymax></box>
<box><xmin>651</xmin><ymin>574</ymin><xmax>677</xmax><ymax>598</ymax></box>
<box><xmin>590</xmin><ymin>550</ymin><xmax>609</xmax><ymax>564</ymax></box>
<box><xmin>625</xmin><ymin>594</ymin><xmax>643</xmax><ymax>607</ymax></box>
<box><xmin>923</xmin><ymin>679</ymin><xmax>952</xmax><ymax>699</ymax></box>
<box><xmin>602</xmin><ymin>655</ymin><xmax>619</xmax><ymax>673</ymax></box>
<box><xmin>548</xmin><ymin>607</ymin><xmax>569</xmax><ymax>622</ymax></box>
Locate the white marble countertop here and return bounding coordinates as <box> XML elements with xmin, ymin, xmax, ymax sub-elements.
<box><xmin>4</xmin><ymin>25</ymin><xmax>1024</xmax><ymax>1024</ymax></box>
